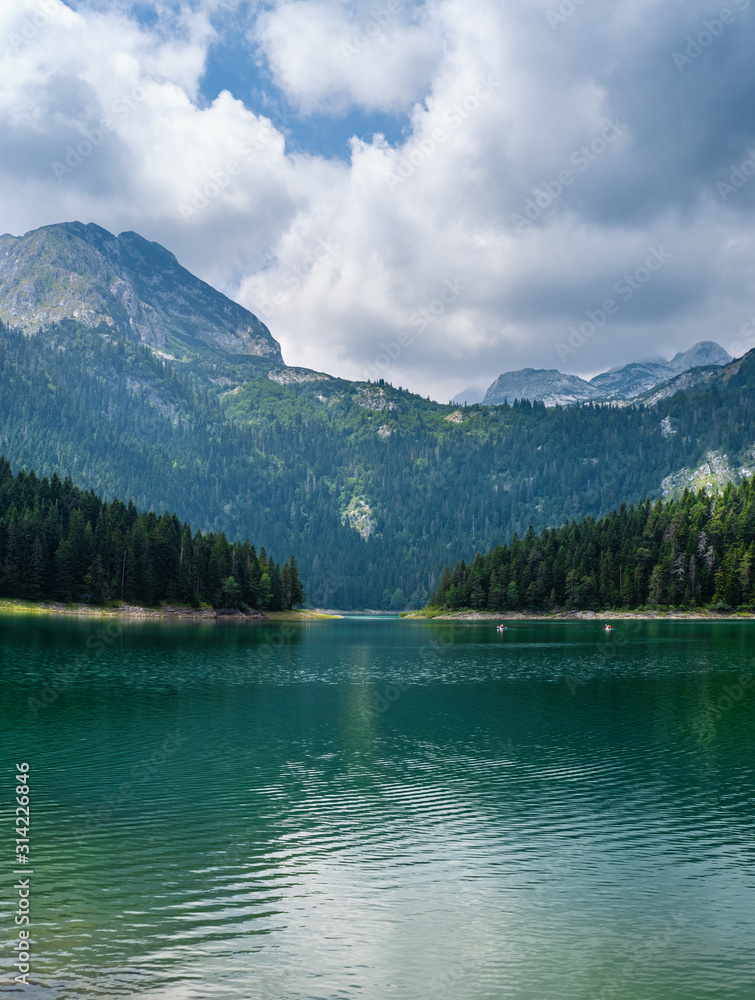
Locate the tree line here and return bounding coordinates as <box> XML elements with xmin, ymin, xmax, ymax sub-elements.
<box><xmin>2</xmin><ymin>317</ymin><xmax>755</xmax><ymax>608</ymax></box>
<box><xmin>429</xmin><ymin>478</ymin><xmax>755</xmax><ymax>612</ymax></box>
<box><xmin>0</xmin><ymin>458</ymin><xmax>304</xmax><ymax>609</ymax></box>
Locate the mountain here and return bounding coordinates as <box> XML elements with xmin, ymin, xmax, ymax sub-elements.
<box><xmin>634</xmin><ymin>364</ymin><xmax>723</xmax><ymax>407</ymax></box>
<box><xmin>3</xmin><ymin>311</ymin><xmax>754</xmax><ymax>609</ymax></box>
<box><xmin>0</xmin><ymin>222</ymin><xmax>282</xmax><ymax>362</ymax></box>
<box><xmin>0</xmin><ymin>222</ymin><xmax>754</xmax><ymax>609</ymax></box>
<box><xmin>483</xmin><ymin>369</ymin><xmax>600</xmax><ymax>406</ymax></box>
<box><xmin>668</xmin><ymin>341</ymin><xmax>732</xmax><ymax>372</ymax></box>
<box><xmin>480</xmin><ymin>342</ymin><xmax>732</xmax><ymax>407</ymax></box>
<box><xmin>587</xmin><ymin>361</ymin><xmax>677</xmax><ymax>399</ymax></box>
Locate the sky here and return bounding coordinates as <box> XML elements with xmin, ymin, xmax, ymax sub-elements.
<box><xmin>1</xmin><ymin>0</ymin><xmax>755</xmax><ymax>402</ymax></box>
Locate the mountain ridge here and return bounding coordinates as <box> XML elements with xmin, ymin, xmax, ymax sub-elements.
<box><xmin>1</xmin><ymin>222</ymin><xmax>755</xmax><ymax>608</ymax></box>
<box><xmin>482</xmin><ymin>341</ymin><xmax>732</xmax><ymax>407</ymax></box>
<box><xmin>0</xmin><ymin>222</ymin><xmax>282</xmax><ymax>363</ymax></box>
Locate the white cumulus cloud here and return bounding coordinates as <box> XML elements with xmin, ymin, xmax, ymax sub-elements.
<box><xmin>1</xmin><ymin>0</ymin><xmax>754</xmax><ymax>400</ymax></box>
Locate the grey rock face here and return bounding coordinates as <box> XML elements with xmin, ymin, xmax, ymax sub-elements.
<box><xmin>589</xmin><ymin>362</ymin><xmax>675</xmax><ymax>399</ymax></box>
<box><xmin>480</xmin><ymin>341</ymin><xmax>732</xmax><ymax>407</ymax></box>
<box><xmin>667</xmin><ymin>340</ymin><xmax>732</xmax><ymax>372</ymax></box>
<box><xmin>0</xmin><ymin>222</ymin><xmax>282</xmax><ymax>362</ymax></box>
<box><xmin>483</xmin><ymin>368</ymin><xmax>600</xmax><ymax>407</ymax></box>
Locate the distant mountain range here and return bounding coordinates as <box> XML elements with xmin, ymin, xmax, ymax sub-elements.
<box><xmin>453</xmin><ymin>341</ymin><xmax>732</xmax><ymax>407</ymax></box>
<box><xmin>1</xmin><ymin>221</ymin><xmax>754</xmax><ymax>609</ymax></box>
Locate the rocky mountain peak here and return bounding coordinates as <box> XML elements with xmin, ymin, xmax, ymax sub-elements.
<box><xmin>0</xmin><ymin>222</ymin><xmax>282</xmax><ymax>363</ymax></box>
<box><xmin>478</xmin><ymin>341</ymin><xmax>733</xmax><ymax>408</ymax></box>
<box><xmin>668</xmin><ymin>341</ymin><xmax>732</xmax><ymax>372</ymax></box>
<box><xmin>483</xmin><ymin>368</ymin><xmax>599</xmax><ymax>407</ymax></box>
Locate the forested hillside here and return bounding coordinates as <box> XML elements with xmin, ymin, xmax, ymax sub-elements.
<box><xmin>1</xmin><ymin>318</ymin><xmax>755</xmax><ymax>608</ymax></box>
<box><xmin>0</xmin><ymin>459</ymin><xmax>303</xmax><ymax>609</ymax></box>
<box><xmin>429</xmin><ymin>478</ymin><xmax>755</xmax><ymax>612</ymax></box>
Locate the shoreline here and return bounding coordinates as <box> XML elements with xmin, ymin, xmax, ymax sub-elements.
<box><xmin>407</xmin><ymin>608</ymin><xmax>755</xmax><ymax>621</ymax></box>
<box><xmin>2</xmin><ymin>598</ymin><xmax>751</xmax><ymax>622</ymax></box>
<box><xmin>0</xmin><ymin>599</ymin><xmax>341</xmax><ymax>621</ymax></box>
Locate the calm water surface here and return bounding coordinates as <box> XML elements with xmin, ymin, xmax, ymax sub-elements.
<box><xmin>0</xmin><ymin>615</ymin><xmax>753</xmax><ymax>999</ymax></box>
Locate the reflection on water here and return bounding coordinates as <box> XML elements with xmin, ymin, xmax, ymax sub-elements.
<box><xmin>0</xmin><ymin>617</ymin><xmax>753</xmax><ymax>999</ymax></box>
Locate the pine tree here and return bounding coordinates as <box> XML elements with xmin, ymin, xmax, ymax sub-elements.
<box><xmin>26</xmin><ymin>535</ymin><xmax>46</xmax><ymax>600</ymax></box>
<box><xmin>257</xmin><ymin>572</ymin><xmax>273</xmax><ymax>610</ymax></box>
<box><xmin>219</xmin><ymin>575</ymin><xmax>242</xmax><ymax>608</ymax></box>
<box><xmin>281</xmin><ymin>561</ymin><xmax>292</xmax><ymax>610</ymax></box>
<box><xmin>83</xmin><ymin>555</ymin><xmax>109</xmax><ymax>604</ymax></box>
<box><xmin>53</xmin><ymin>541</ymin><xmax>75</xmax><ymax>601</ymax></box>
<box><xmin>270</xmin><ymin>561</ymin><xmax>283</xmax><ymax>610</ymax></box>
<box><xmin>291</xmin><ymin>558</ymin><xmax>305</xmax><ymax>608</ymax></box>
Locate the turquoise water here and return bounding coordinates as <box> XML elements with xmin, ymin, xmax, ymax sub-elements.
<box><xmin>0</xmin><ymin>616</ymin><xmax>753</xmax><ymax>999</ymax></box>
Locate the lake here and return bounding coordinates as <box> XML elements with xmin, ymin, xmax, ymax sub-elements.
<box><xmin>0</xmin><ymin>615</ymin><xmax>753</xmax><ymax>999</ymax></box>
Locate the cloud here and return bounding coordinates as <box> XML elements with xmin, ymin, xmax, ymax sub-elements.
<box><xmin>253</xmin><ymin>0</ymin><xmax>442</xmax><ymax>115</ymax></box>
<box><xmin>1</xmin><ymin>0</ymin><xmax>754</xmax><ymax>400</ymax></box>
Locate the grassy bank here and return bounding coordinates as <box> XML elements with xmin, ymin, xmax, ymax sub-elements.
<box><xmin>0</xmin><ymin>598</ymin><xmax>339</xmax><ymax>620</ymax></box>
<box><xmin>409</xmin><ymin>607</ymin><xmax>755</xmax><ymax>621</ymax></box>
